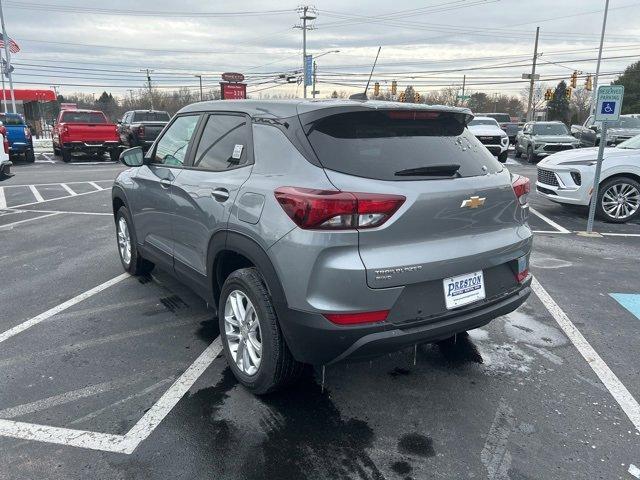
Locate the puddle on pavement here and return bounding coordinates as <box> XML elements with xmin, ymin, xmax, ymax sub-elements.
<box><xmin>181</xmin><ymin>368</ymin><xmax>383</xmax><ymax>480</ymax></box>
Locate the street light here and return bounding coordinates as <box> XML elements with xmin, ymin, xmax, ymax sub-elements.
<box><xmin>194</xmin><ymin>74</ymin><xmax>203</xmax><ymax>101</ymax></box>
<box><xmin>312</xmin><ymin>50</ymin><xmax>340</xmax><ymax>99</ymax></box>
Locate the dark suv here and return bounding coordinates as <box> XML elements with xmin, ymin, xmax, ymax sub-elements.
<box><xmin>112</xmin><ymin>100</ymin><xmax>533</xmax><ymax>393</ymax></box>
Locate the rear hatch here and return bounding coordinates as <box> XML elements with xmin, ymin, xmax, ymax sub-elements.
<box><xmin>301</xmin><ymin>107</ymin><xmax>530</xmax><ymax>290</ymax></box>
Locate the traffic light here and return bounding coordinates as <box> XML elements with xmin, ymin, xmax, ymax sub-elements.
<box><xmin>391</xmin><ymin>80</ymin><xmax>397</xmax><ymax>96</ymax></box>
<box><xmin>585</xmin><ymin>75</ymin><xmax>593</xmax><ymax>91</ymax></box>
<box><xmin>414</xmin><ymin>92</ymin><xmax>421</xmax><ymax>103</ymax></box>
<box><xmin>373</xmin><ymin>82</ymin><xmax>380</xmax><ymax>96</ymax></box>
<box><xmin>544</xmin><ymin>88</ymin><xmax>553</xmax><ymax>101</ymax></box>
<box><xmin>399</xmin><ymin>92</ymin><xmax>406</xmax><ymax>102</ymax></box>
<box><xmin>570</xmin><ymin>71</ymin><xmax>578</xmax><ymax>89</ymax></box>
<box><xmin>565</xmin><ymin>87</ymin><xmax>572</xmax><ymax>99</ymax></box>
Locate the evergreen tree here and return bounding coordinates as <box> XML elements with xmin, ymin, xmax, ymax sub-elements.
<box><xmin>612</xmin><ymin>61</ymin><xmax>640</xmax><ymax>114</ymax></box>
<box><xmin>547</xmin><ymin>81</ymin><xmax>570</xmax><ymax>124</ymax></box>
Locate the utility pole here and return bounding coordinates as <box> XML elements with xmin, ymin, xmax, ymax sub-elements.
<box><xmin>295</xmin><ymin>6</ymin><xmax>316</xmax><ymax>99</ymax></box>
<box><xmin>0</xmin><ymin>0</ymin><xmax>16</xmax><ymax>113</ymax></box>
<box><xmin>141</xmin><ymin>68</ymin><xmax>154</xmax><ymax>109</ymax></box>
<box><xmin>460</xmin><ymin>74</ymin><xmax>466</xmax><ymax>106</ymax></box>
<box><xmin>194</xmin><ymin>74</ymin><xmax>203</xmax><ymax>101</ymax></box>
<box><xmin>526</xmin><ymin>26</ymin><xmax>540</xmax><ymax>121</ymax></box>
<box><xmin>590</xmin><ymin>0</ymin><xmax>610</xmax><ymax>114</ymax></box>
<box><xmin>50</xmin><ymin>85</ymin><xmax>59</xmax><ymax>98</ymax></box>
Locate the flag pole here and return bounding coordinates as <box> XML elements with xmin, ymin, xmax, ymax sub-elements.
<box><xmin>0</xmin><ymin>48</ymin><xmax>5</xmax><ymax>113</ymax></box>
<box><xmin>0</xmin><ymin>0</ymin><xmax>16</xmax><ymax>113</ymax></box>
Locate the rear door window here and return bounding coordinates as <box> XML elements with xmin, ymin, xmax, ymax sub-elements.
<box><xmin>304</xmin><ymin>110</ymin><xmax>502</xmax><ymax>181</ymax></box>
<box><xmin>192</xmin><ymin>114</ymin><xmax>250</xmax><ymax>171</ymax></box>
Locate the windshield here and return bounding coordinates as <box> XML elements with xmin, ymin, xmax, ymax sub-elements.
<box><xmin>617</xmin><ymin>134</ymin><xmax>640</xmax><ymax>149</ymax></box>
<box><xmin>61</xmin><ymin>111</ymin><xmax>106</xmax><ymax>124</ymax></box>
<box><xmin>483</xmin><ymin>113</ymin><xmax>511</xmax><ymax>123</ymax></box>
<box><xmin>133</xmin><ymin>111</ymin><xmax>170</xmax><ymax>122</ymax></box>
<box><xmin>305</xmin><ymin>110</ymin><xmax>502</xmax><ymax>181</ymax></box>
<box><xmin>0</xmin><ymin>114</ymin><xmax>24</xmax><ymax>125</ymax></box>
<box><xmin>533</xmin><ymin>123</ymin><xmax>569</xmax><ymax>135</ymax></box>
<box><xmin>469</xmin><ymin>119</ymin><xmax>499</xmax><ymax>127</ymax></box>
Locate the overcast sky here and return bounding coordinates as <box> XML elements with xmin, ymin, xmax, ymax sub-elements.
<box><xmin>2</xmin><ymin>0</ymin><xmax>639</xmax><ymax>99</ymax></box>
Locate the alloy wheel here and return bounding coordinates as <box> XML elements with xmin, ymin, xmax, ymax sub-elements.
<box><xmin>117</xmin><ymin>217</ymin><xmax>132</xmax><ymax>265</ymax></box>
<box><xmin>601</xmin><ymin>182</ymin><xmax>640</xmax><ymax>220</ymax></box>
<box><xmin>224</xmin><ymin>290</ymin><xmax>262</xmax><ymax>376</ymax></box>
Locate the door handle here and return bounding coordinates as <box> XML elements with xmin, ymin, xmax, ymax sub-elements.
<box><xmin>159</xmin><ymin>179</ymin><xmax>171</xmax><ymax>189</ymax></box>
<box><xmin>211</xmin><ymin>188</ymin><xmax>230</xmax><ymax>202</ymax></box>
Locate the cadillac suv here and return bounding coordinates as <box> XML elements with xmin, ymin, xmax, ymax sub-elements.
<box><xmin>112</xmin><ymin>100</ymin><xmax>533</xmax><ymax>394</ymax></box>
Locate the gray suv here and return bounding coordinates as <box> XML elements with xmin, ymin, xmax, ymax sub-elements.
<box><xmin>112</xmin><ymin>100</ymin><xmax>533</xmax><ymax>394</ymax></box>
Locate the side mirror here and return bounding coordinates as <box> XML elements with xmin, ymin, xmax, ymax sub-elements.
<box><xmin>120</xmin><ymin>146</ymin><xmax>144</xmax><ymax>167</ymax></box>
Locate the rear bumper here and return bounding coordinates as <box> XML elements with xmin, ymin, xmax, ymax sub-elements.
<box><xmin>9</xmin><ymin>142</ymin><xmax>32</xmax><ymax>152</ymax></box>
<box><xmin>62</xmin><ymin>141</ymin><xmax>120</xmax><ymax>152</ymax></box>
<box><xmin>278</xmin><ymin>276</ymin><xmax>532</xmax><ymax>365</ymax></box>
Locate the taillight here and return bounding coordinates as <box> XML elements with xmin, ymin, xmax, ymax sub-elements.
<box><xmin>274</xmin><ymin>187</ymin><xmax>405</xmax><ymax>230</ymax></box>
<box><xmin>137</xmin><ymin>125</ymin><xmax>145</xmax><ymax>138</ymax></box>
<box><xmin>3</xmin><ymin>134</ymin><xmax>8</xmax><ymax>154</ymax></box>
<box><xmin>324</xmin><ymin>310</ymin><xmax>389</xmax><ymax>325</ymax></box>
<box><xmin>511</xmin><ymin>175</ymin><xmax>530</xmax><ymax>206</ymax></box>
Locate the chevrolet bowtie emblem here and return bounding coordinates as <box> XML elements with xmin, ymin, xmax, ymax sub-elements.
<box><xmin>460</xmin><ymin>196</ymin><xmax>486</xmax><ymax>208</ymax></box>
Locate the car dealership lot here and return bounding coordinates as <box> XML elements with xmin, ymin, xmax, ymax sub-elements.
<box><xmin>0</xmin><ymin>155</ymin><xmax>639</xmax><ymax>479</ymax></box>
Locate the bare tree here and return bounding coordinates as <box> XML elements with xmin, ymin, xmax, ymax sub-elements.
<box><xmin>570</xmin><ymin>86</ymin><xmax>591</xmax><ymax>125</ymax></box>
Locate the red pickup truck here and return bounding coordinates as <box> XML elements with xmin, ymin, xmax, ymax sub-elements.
<box><xmin>53</xmin><ymin>109</ymin><xmax>121</xmax><ymax>162</ymax></box>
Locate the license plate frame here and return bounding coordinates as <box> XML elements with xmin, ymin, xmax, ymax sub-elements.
<box><xmin>443</xmin><ymin>270</ymin><xmax>486</xmax><ymax>310</ymax></box>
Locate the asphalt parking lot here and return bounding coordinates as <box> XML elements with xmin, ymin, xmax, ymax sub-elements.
<box><xmin>1</xmin><ymin>151</ymin><xmax>639</xmax><ymax>480</ymax></box>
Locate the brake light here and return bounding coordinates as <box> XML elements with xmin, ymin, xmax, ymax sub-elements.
<box><xmin>511</xmin><ymin>175</ymin><xmax>530</xmax><ymax>205</ymax></box>
<box><xmin>274</xmin><ymin>187</ymin><xmax>405</xmax><ymax>230</ymax></box>
<box><xmin>2</xmin><ymin>134</ymin><xmax>8</xmax><ymax>154</ymax></box>
<box><xmin>324</xmin><ymin>310</ymin><xmax>389</xmax><ymax>325</ymax></box>
<box><xmin>137</xmin><ymin>125</ymin><xmax>145</xmax><ymax>138</ymax></box>
<box><xmin>386</xmin><ymin>110</ymin><xmax>441</xmax><ymax>120</ymax></box>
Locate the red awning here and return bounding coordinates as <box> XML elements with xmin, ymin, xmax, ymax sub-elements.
<box><xmin>0</xmin><ymin>89</ymin><xmax>56</xmax><ymax>102</ymax></box>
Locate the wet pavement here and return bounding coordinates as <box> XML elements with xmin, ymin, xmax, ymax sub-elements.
<box><xmin>0</xmin><ymin>153</ymin><xmax>638</xmax><ymax>479</ymax></box>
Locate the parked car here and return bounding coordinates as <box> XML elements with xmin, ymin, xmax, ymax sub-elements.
<box><xmin>0</xmin><ymin>125</ymin><xmax>11</xmax><ymax>177</ymax></box>
<box><xmin>536</xmin><ymin>134</ymin><xmax>640</xmax><ymax>223</ymax></box>
<box><xmin>118</xmin><ymin>110</ymin><xmax>171</xmax><ymax>151</ymax></box>
<box><xmin>477</xmin><ymin>112</ymin><xmax>519</xmax><ymax>144</ymax></box>
<box><xmin>112</xmin><ymin>100</ymin><xmax>533</xmax><ymax>393</ymax></box>
<box><xmin>0</xmin><ymin>113</ymin><xmax>34</xmax><ymax>163</ymax></box>
<box><xmin>571</xmin><ymin>114</ymin><xmax>640</xmax><ymax>147</ymax></box>
<box><xmin>467</xmin><ymin>116</ymin><xmax>509</xmax><ymax>162</ymax></box>
<box><xmin>515</xmin><ymin>121</ymin><xmax>579</xmax><ymax>163</ymax></box>
<box><xmin>52</xmin><ymin>109</ymin><xmax>120</xmax><ymax>162</ymax></box>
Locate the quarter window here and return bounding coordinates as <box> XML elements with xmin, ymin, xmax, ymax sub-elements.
<box><xmin>193</xmin><ymin>114</ymin><xmax>249</xmax><ymax>171</ymax></box>
<box><xmin>153</xmin><ymin>115</ymin><xmax>200</xmax><ymax>166</ymax></box>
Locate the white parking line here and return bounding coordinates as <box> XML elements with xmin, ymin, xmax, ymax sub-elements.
<box><xmin>89</xmin><ymin>182</ymin><xmax>103</xmax><ymax>190</ymax></box>
<box><xmin>601</xmin><ymin>232</ymin><xmax>640</xmax><ymax>238</ymax></box>
<box><xmin>10</xmin><ymin>187</ymin><xmax>108</xmax><ymax>210</ymax></box>
<box><xmin>28</xmin><ymin>185</ymin><xmax>44</xmax><ymax>203</ymax></box>
<box><xmin>529</xmin><ymin>207</ymin><xmax>571</xmax><ymax>234</ymax></box>
<box><xmin>532</xmin><ymin>277</ymin><xmax>640</xmax><ymax>432</ymax></box>
<box><xmin>0</xmin><ymin>273</ymin><xmax>129</xmax><ymax>344</ymax></box>
<box><xmin>60</xmin><ymin>183</ymin><xmax>77</xmax><ymax>196</ymax></box>
<box><xmin>0</xmin><ymin>187</ymin><xmax>5</xmax><ymax>209</ymax></box>
<box><xmin>11</xmin><ymin>208</ymin><xmax>111</xmax><ymax>217</ymax></box>
<box><xmin>0</xmin><ymin>212</ymin><xmax>61</xmax><ymax>229</ymax></box>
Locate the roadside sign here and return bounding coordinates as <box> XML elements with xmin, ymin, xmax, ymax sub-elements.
<box><xmin>304</xmin><ymin>55</ymin><xmax>312</xmax><ymax>87</ymax></box>
<box><xmin>521</xmin><ymin>73</ymin><xmax>540</xmax><ymax>80</ymax></box>
<box><xmin>220</xmin><ymin>82</ymin><xmax>246</xmax><ymax>100</ymax></box>
<box><xmin>457</xmin><ymin>94</ymin><xmax>470</xmax><ymax>100</ymax></box>
<box><xmin>594</xmin><ymin>85</ymin><xmax>624</xmax><ymax>121</ymax></box>
<box><xmin>221</xmin><ymin>72</ymin><xmax>245</xmax><ymax>83</ymax></box>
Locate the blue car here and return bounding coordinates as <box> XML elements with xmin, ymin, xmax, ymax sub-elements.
<box><xmin>0</xmin><ymin>113</ymin><xmax>35</xmax><ymax>163</ymax></box>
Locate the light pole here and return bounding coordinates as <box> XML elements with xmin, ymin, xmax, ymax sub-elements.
<box><xmin>311</xmin><ymin>50</ymin><xmax>339</xmax><ymax>99</ymax></box>
<box><xmin>194</xmin><ymin>74</ymin><xmax>203</xmax><ymax>101</ymax></box>
<box><xmin>590</xmin><ymin>0</ymin><xmax>610</xmax><ymax>114</ymax></box>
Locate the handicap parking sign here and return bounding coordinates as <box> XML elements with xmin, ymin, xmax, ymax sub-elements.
<box><xmin>595</xmin><ymin>86</ymin><xmax>624</xmax><ymax>121</ymax></box>
<box><xmin>601</xmin><ymin>101</ymin><xmax>615</xmax><ymax>114</ymax></box>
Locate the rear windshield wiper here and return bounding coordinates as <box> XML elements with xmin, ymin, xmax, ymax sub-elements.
<box><xmin>394</xmin><ymin>164</ymin><xmax>461</xmax><ymax>177</ymax></box>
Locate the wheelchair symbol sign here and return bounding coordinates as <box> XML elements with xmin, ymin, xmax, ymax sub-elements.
<box><xmin>601</xmin><ymin>101</ymin><xmax>615</xmax><ymax>114</ymax></box>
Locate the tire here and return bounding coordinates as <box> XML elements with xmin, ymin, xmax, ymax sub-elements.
<box><xmin>109</xmin><ymin>149</ymin><xmax>120</xmax><ymax>162</ymax></box>
<box><xmin>25</xmin><ymin>149</ymin><xmax>35</xmax><ymax>163</ymax></box>
<box><xmin>527</xmin><ymin>146</ymin><xmax>537</xmax><ymax>164</ymax></box>
<box><xmin>596</xmin><ymin>176</ymin><xmax>640</xmax><ymax>223</ymax></box>
<box><xmin>219</xmin><ymin>268</ymin><xmax>304</xmax><ymax>395</ymax></box>
<box><xmin>514</xmin><ymin>146</ymin><xmax>522</xmax><ymax>158</ymax></box>
<box><xmin>498</xmin><ymin>151</ymin><xmax>508</xmax><ymax>163</ymax></box>
<box><xmin>53</xmin><ymin>146</ymin><xmax>61</xmax><ymax>156</ymax></box>
<box><xmin>0</xmin><ymin>163</ymin><xmax>9</xmax><ymax>178</ymax></box>
<box><xmin>115</xmin><ymin>206</ymin><xmax>154</xmax><ymax>275</ymax></box>
<box><xmin>61</xmin><ymin>148</ymin><xmax>72</xmax><ymax>163</ymax></box>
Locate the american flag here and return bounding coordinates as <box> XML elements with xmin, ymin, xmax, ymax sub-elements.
<box><xmin>0</xmin><ymin>36</ymin><xmax>19</xmax><ymax>54</ymax></box>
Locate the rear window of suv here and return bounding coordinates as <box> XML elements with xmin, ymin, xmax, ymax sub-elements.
<box><xmin>305</xmin><ymin>110</ymin><xmax>502</xmax><ymax>180</ymax></box>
